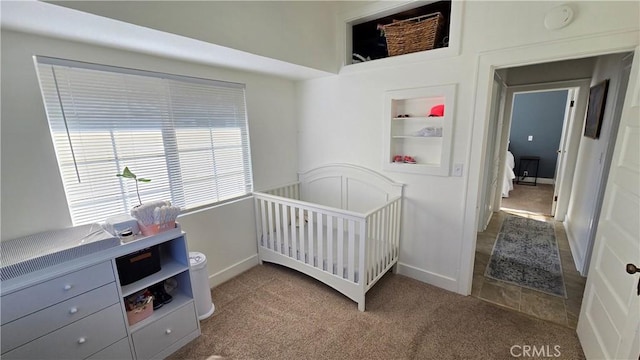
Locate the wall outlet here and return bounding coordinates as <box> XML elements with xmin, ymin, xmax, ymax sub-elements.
<box><xmin>523</xmin><ymin>170</ymin><xmax>529</xmax><ymax>177</ymax></box>
<box><xmin>528</xmin><ymin>135</ymin><xmax>533</xmax><ymax>141</ymax></box>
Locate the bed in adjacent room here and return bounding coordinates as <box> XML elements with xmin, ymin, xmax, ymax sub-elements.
<box><xmin>502</xmin><ymin>150</ymin><xmax>516</xmax><ymax>198</ymax></box>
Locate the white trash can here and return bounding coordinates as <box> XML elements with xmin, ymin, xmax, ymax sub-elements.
<box><xmin>189</xmin><ymin>252</ymin><xmax>215</xmax><ymax>320</ymax></box>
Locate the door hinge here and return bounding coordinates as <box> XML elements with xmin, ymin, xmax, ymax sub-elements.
<box><xmin>570</xmin><ymin>100</ymin><xmax>575</xmax><ymax>107</ymax></box>
<box><xmin>554</xmin><ymin>195</ymin><xmax>558</xmax><ymax>201</ymax></box>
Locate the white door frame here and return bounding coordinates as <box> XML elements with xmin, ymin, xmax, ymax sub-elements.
<box><xmin>459</xmin><ymin>29</ymin><xmax>639</xmax><ymax>297</ymax></box>
<box><xmin>477</xmin><ymin>74</ymin><xmax>507</xmax><ymax>232</ymax></box>
<box><xmin>551</xmin><ymin>87</ymin><xmax>577</xmax><ymax>217</ymax></box>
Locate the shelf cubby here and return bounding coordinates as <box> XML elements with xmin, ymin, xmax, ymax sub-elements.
<box><xmin>383</xmin><ymin>84</ymin><xmax>456</xmax><ymax>176</ymax></box>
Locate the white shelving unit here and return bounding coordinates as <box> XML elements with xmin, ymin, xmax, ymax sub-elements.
<box><xmin>0</xmin><ymin>227</ymin><xmax>201</xmax><ymax>360</ymax></box>
<box><xmin>114</xmin><ymin>229</ymin><xmax>199</xmax><ymax>359</ymax></box>
<box><xmin>383</xmin><ymin>84</ymin><xmax>456</xmax><ymax>176</ymax></box>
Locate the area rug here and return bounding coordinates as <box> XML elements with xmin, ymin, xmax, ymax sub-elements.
<box><xmin>485</xmin><ymin>215</ymin><xmax>567</xmax><ymax>298</ymax></box>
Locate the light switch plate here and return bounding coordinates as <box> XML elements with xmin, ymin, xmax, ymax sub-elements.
<box><xmin>528</xmin><ymin>135</ymin><xmax>533</xmax><ymax>141</ymax></box>
<box><xmin>453</xmin><ymin>163</ymin><xmax>463</xmax><ymax>177</ymax></box>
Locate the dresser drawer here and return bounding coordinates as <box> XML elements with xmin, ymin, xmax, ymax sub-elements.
<box><xmin>3</xmin><ymin>303</ymin><xmax>126</xmax><ymax>360</ymax></box>
<box><xmin>86</xmin><ymin>338</ymin><xmax>132</xmax><ymax>360</ymax></box>
<box><xmin>132</xmin><ymin>302</ymin><xmax>198</xmax><ymax>359</ymax></box>
<box><xmin>1</xmin><ymin>283</ymin><xmax>119</xmax><ymax>354</ymax></box>
<box><xmin>1</xmin><ymin>261</ymin><xmax>115</xmax><ymax>324</ymax></box>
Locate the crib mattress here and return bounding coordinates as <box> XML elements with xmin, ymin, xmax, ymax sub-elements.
<box><xmin>260</xmin><ymin>224</ymin><xmax>397</xmax><ymax>283</ymax></box>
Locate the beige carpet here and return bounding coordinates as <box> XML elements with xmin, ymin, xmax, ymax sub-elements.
<box><xmin>169</xmin><ymin>263</ymin><xmax>584</xmax><ymax>360</ymax></box>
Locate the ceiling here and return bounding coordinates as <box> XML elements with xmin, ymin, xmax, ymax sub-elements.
<box><xmin>0</xmin><ymin>0</ymin><xmax>335</xmax><ymax>80</ymax></box>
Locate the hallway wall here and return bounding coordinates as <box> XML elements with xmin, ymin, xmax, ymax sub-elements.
<box><xmin>509</xmin><ymin>90</ymin><xmax>568</xmax><ymax>179</ymax></box>
<box><xmin>565</xmin><ymin>52</ymin><xmax>631</xmax><ymax>275</ymax></box>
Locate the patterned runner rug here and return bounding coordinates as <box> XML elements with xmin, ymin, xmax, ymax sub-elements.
<box><xmin>485</xmin><ymin>215</ymin><xmax>567</xmax><ymax>298</ymax></box>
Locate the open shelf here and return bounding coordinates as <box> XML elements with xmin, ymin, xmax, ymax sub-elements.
<box><xmin>120</xmin><ymin>259</ymin><xmax>188</xmax><ymax>297</ymax></box>
<box><xmin>128</xmin><ymin>291</ymin><xmax>193</xmax><ymax>332</ymax></box>
<box><xmin>383</xmin><ymin>85</ymin><xmax>456</xmax><ymax>176</ymax></box>
<box><xmin>348</xmin><ymin>1</ymin><xmax>452</xmax><ymax>65</ymax></box>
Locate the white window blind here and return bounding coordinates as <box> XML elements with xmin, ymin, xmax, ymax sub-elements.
<box><xmin>35</xmin><ymin>56</ymin><xmax>253</xmax><ymax>225</ymax></box>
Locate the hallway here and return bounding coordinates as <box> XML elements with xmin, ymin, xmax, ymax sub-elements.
<box><xmin>472</xmin><ymin>210</ymin><xmax>586</xmax><ymax>329</ymax></box>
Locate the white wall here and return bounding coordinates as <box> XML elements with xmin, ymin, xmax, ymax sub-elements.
<box><xmin>47</xmin><ymin>1</ymin><xmax>339</xmax><ymax>74</ymax></box>
<box><xmin>564</xmin><ymin>52</ymin><xmax>629</xmax><ymax>274</ymax></box>
<box><xmin>297</xmin><ymin>1</ymin><xmax>639</xmax><ymax>293</ymax></box>
<box><xmin>503</xmin><ymin>57</ymin><xmax>596</xmax><ymax>86</ymax></box>
<box><xmin>0</xmin><ymin>30</ymin><xmax>299</xmax><ymax>283</ymax></box>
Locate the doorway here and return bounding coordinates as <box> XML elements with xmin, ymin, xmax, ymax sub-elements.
<box><xmin>501</xmin><ymin>88</ymin><xmax>573</xmax><ymax>217</ymax></box>
<box><xmin>470</xmin><ymin>52</ymin><xmax>633</xmax><ymax>329</ymax></box>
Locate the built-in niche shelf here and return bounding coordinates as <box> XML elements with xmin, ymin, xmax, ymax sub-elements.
<box><xmin>346</xmin><ymin>0</ymin><xmax>453</xmax><ymax>67</ymax></box>
<box><xmin>383</xmin><ymin>84</ymin><xmax>456</xmax><ymax>176</ymax></box>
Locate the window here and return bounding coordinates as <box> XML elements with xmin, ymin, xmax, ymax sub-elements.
<box><xmin>35</xmin><ymin>57</ymin><xmax>253</xmax><ymax>225</ymax></box>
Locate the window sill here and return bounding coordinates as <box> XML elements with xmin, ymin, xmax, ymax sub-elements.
<box><xmin>178</xmin><ymin>194</ymin><xmax>254</xmax><ymax>217</ymax></box>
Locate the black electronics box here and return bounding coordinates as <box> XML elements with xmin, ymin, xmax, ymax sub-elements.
<box><xmin>116</xmin><ymin>246</ymin><xmax>161</xmax><ymax>286</ymax></box>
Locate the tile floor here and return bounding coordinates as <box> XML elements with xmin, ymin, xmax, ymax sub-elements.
<box><xmin>472</xmin><ymin>209</ymin><xmax>586</xmax><ymax>329</ymax></box>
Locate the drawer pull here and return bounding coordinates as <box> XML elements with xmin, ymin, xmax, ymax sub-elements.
<box><xmin>77</xmin><ymin>337</ymin><xmax>86</xmax><ymax>344</ymax></box>
<box><xmin>69</xmin><ymin>307</ymin><xmax>78</xmax><ymax>314</ymax></box>
<box><xmin>165</xmin><ymin>329</ymin><xmax>172</xmax><ymax>335</ymax></box>
<box><xmin>63</xmin><ymin>284</ymin><xmax>73</xmax><ymax>291</ymax></box>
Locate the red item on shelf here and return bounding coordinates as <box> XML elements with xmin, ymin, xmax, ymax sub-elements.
<box><xmin>428</xmin><ymin>104</ymin><xmax>444</xmax><ymax>117</ymax></box>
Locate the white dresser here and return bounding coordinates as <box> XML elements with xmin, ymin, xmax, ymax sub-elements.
<box><xmin>0</xmin><ymin>227</ymin><xmax>201</xmax><ymax>360</ymax></box>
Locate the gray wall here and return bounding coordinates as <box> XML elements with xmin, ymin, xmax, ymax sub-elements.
<box><xmin>509</xmin><ymin>90</ymin><xmax>568</xmax><ymax>179</ymax></box>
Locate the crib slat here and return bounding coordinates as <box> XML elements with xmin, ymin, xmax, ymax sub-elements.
<box><xmin>337</xmin><ymin>218</ymin><xmax>344</xmax><ymax>278</ymax></box>
<box><xmin>394</xmin><ymin>200</ymin><xmax>401</xmax><ymax>259</ymax></box>
<box><xmin>308</xmin><ymin>211</ymin><xmax>315</xmax><ymax>267</ymax></box>
<box><xmin>385</xmin><ymin>205</ymin><xmax>391</xmax><ymax>264</ymax></box>
<box><xmin>290</xmin><ymin>205</ymin><xmax>298</xmax><ymax>259</ymax></box>
<box><xmin>348</xmin><ymin>220</ymin><xmax>355</xmax><ymax>282</ymax></box>
<box><xmin>369</xmin><ymin>213</ymin><xmax>378</xmax><ymax>281</ymax></box>
<box><xmin>390</xmin><ymin>201</ymin><xmax>396</xmax><ymax>260</ymax></box>
<box><xmin>383</xmin><ymin>206</ymin><xmax>388</xmax><ymax>268</ymax></box>
<box><xmin>317</xmin><ymin>214</ymin><xmax>324</xmax><ymax>271</ymax></box>
<box><xmin>260</xmin><ymin>199</ymin><xmax>267</xmax><ymax>249</ymax></box>
<box><xmin>375</xmin><ymin>211</ymin><xmax>382</xmax><ymax>276</ymax></box>
<box><xmin>268</xmin><ymin>200</ymin><xmax>276</xmax><ymax>251</ymax></box>
<box><xmin>275</xmin><ymin>201</ymin><xmax>282</xmax><ymax>253</ymax></box>
<box><xmin>380</xmin><ymin>207</ymin><xmax>385</xmax><ymax>269</ymax></box>
<box><xmin>299</xmin><ymin>207</ymin><xmax>306</xmax><ymax>263</ymax></box>
<box><xmin>327</xmin><ymin>215</ymin><xmax>334</xmax><ymax>274</ymax></box>
<box><xmin>367</xmin><ymin>215</ymin><xmax>373</xmax><ymax>283</ymax></box>
<box><xmin>282</xmin><ymin>204</ymin><xmax>290</xmax><ymax>256</ymax></box>
<box><xmin>378</xmin><ymin>208</ymin><xmax>383</xmax><ymax>270</ymax></box>
<box><xmin>359</xmin><ymin>220</ymin><xmax>366</xmax><ymax>285</ymax></box>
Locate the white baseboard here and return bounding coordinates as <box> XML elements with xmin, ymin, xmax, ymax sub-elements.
<box><xmin>563</xmin><ymin>219</ymin><xmax>585</xmax><ymax>275</ymax></box>
<box><xmin>397</xmin><ymin>263</ymin><xmax>459</xmax><ymax>294</ymax></box>
<box><xmin>517</xmin><ymin>177</ymin><xmax>554</xmax><ymax>185</ymax></box>
<box><xmin>209</xmin><ymin>254</ymin><xmax>259</xmax><ymax>288</ymax></box>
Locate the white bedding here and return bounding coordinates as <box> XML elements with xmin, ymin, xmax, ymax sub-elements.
<box><xmin>502</xmin><ymin>151</ymin><xmax>516</xmax><ymax>198</ymax></box>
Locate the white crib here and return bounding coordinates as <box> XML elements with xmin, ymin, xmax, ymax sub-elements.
<box><xmin>253</xmin><ymin>164</ymin><xmax>404</xmax><ymax>311</ymax></box>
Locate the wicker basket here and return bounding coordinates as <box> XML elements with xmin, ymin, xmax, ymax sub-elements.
<box><xmin>384</xmin><ymin>12</ymin><xmax>444</xmax><ymax>57</ymax></box>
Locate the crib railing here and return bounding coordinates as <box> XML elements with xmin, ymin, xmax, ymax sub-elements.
<box><xmin>254</xmin><ymin>191</ymin><xmax>367</xmax><ymax>284</ymax></box>
<box><xmin>264</xmin><ymin>182</ymin><xmax>300</xmax><ymax>200</ymax></box>
<box><xmin>365</xmin><ymin>196</ymin><xmax>402</xmax><ymax>288</ymax></box>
